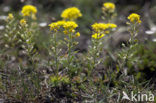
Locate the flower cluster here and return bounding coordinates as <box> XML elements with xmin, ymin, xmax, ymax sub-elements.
<box><xmin>63</xmin><ymin>21</ymin><xmax>78</xmax><ymax>34</ymax></box>
<box><xmin>92</xmin><ymin>23</ymin><xmax>117</xmax><ymax>32</ymax></box>
<box><xmin>92</xmin><ymin>33</ymin><xmax>105</xmax><ymax>39</ymax></box>
<box><xmin>7</xmin><ymin>13</ymin><xmax>14</xmax><ymax>21</ymax></box>
<box><xmin>107</xmin><ymin>23</ymin><xmax>117</xmax><ymax>29</ymax></box>
<box><xmin>75</xmin><ymin>32</ymin><xmax>80</xmax><ymax>37</ymax></box>
<box><xmin>128</xmin><ymin>13</ymin><xmax>141</xmax><ymax>24</ymax></box>
<box><xmin>21</xmin><ymin>5</ymin><xmax>37</xmax><ymax>19</ymax></box>
<box><xmin>92</xmin><ymin>23</ymin><xmax>109</xmax><ymax>32</ymax></box>
<box><xmin>102</xmin><ymin>2</ymin><xmax>115</xmax><ymax>13</ymax></box>
<box><xmin>91</xmin><ymin>23</ymin><xmax>117</xmax><ymax>39</ymax></box>
<box><xmin>49</xmin><ymin>7</ymin><xmax>81</xmax><ymax>38</ymax></box>
<box><xmin>20</xmin><ymin>19</ymin><xmax>27</xmax><ymax>26</ymax></box>
<box><xmin>49</xmin><ymin>20</ymin><xmax>66</xmax><ymax>32</ymax></box>
<box><xmin>127</xmin><ymin>13</ymin><xmax>141</xmax><ymax>38</ymax></box>
<box><xmin>61</xmin><ymin>7</ymin><xmax>82</xmax><ymax>20</ymax></box>
<box><xmin>49</xmin><ymin>20</ymin><xmax>80</xmax><ymax>37</ymax></box>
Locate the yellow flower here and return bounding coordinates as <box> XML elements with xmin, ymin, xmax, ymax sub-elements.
<box><xmin>92</xmin><ymin>33</ymin><xmax>105</xmax><ymax>39</ymax></box>
<box><xmin>57</xmin><ymin>20</ymin><xmax>66</xmax><ymax>26</ymax></box>
<box><xmin>128</xmin><ymin>13</ymin><xmax>141</xmax><ymax>24</ymax></box>
<box><xmin>49</xmin><ymin>20</ymin><xmax>66</xmax><ymax>32</ymax></box>
<box><xmin>75</xmin><ymin>32</ymin><xmax>80</xmax><ymax>37</ymax></box>
<box><xmin>7</xmin><ymin>13</ymin><xmax>14</xmax><ymax>20</ymax></box>
<box><xmin>91</xmin><ymin>23</ymin><xmax>117</xmax><ymax>39</ymax></box>
<box><xmin>104</xmin><ymin>30</ymin><xmax>110</xmax><ymax>34</ymax></box>
<box><xmin>92</xmin><ymin>23</ymin><xmax>109</xmax><ymax>32</ymax></box>
<box><xmin>92</xmin><ymin>23</ymin><xmax>117</xmax><ymax>33</ymax></box>
<box><xmin>49</xmin><ymin>22</ymin><xmax>59</xmax><ymax>32</ymax></box>
<box><xmin>61</xmin><ymin>7</ymin><xmax>82</xmax><ymax>20</ymax></box>
<box><xmin>49</xmin><ymin>21</ymin><xmax>78</xmax><ymax>34</ymax></box>
<box><xmin>102</xmin><ymin>2</ymin><xmax>115</xmax><ymax>13</ymax></box>
<box><xmin>63</xmin><ymin>21</ymin><xmax>78</xmax><ymax>34</ymax></box>
<box><xmin>63</xmin><ymin>21</ymin><xmax>78</xmax><ymax>29</ymax></box>
<box><xmin>20</xmin><ymin>19</ymin><xmax>27</xmax><ymax>26</ymax></box>
<box><xmin>107</xmin><ymin>23</ymin><xmax>117</xmax><ymax>29</ymax></box>
<box><xmin>21</xmin><ymin>5</ymin><xmax>37</xmax><ymax>19</ymax></box>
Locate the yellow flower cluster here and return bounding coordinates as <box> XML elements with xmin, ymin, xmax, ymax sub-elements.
<box><xmin>92</xmin><ymin>23</ymin><xmax>117</xmax><ymax>32</ymax></box>
<box><xmin>102</xmin><ymin>2</ymin><xmax>115</xmax><ymax>13</ymax></box>
<box><xmin>128</xmin><ymin>13</ymin><xmax>141</xmax><ymax>24</ymax></box>
<box><xmin>63</xmin><ymin>21</ymin><xmax>78</xmax><ymax>34</ymax></box>
<box><xmin>7</xmin><ymin>13</ymin><xmax>14</xmax><ymax>20</ymax></box>
<box><xmin>49</xmin><ymin>20</ymin><xmax>80</xmax><ymax>37</ymax></box>
<box><xmin>107</xmin><ymin>23</ymin><xmax>117</xmax><ymax>29</ymax></box>
<box><xmin>61</xmin><ymin>7</ymin><xmax>82</xmax><ymax>20</ymax></box>
<box><xmin>49</xmin><ymin>20</ymin><xmax>66</xmax><ymax>32</ymax></box>
<box><xmin>91</xmin><ymin>23</ymin><xmax>117</xmax><ymax>39</ymax></box>
<box><xmin>75</xmin><ymin>32</ymin><xmax>80</xmax><ymax>37</ymax></box>
<box><xmin>49</xmin><ymin>21</ymin><xmax>78</xmax><ymax>32</ymax></box>
<box><xmin>92</xmin><ymin>23</ymin><xmax>108</xmax><ymax>32</ymax></box>
<box><xmin>20</xmin><ymin>19</ymin><xmax>27</xmax><ymax>26</ymax></box>
<box><xmin>21</xmin><ymin>5</ymin><xmax>37</xmax><ymax>19</ymax></box>
<box><xmin>92</xmin><ymin>33</ymin><xmax>105</xmax><ymax>39</ymax></box>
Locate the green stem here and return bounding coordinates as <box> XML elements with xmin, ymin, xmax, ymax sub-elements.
<box><xmin>88</xmin><ymin>39</ymin><xmax>98</xmax><ymax>78</ymax></box>
<box><xmin>93</xmin><ymin>40</ymin><xmax>98</xmax><ymax>68</ymax></box>
<box><xmin>53</xmin><ymin>32</ymin><xmax>59</xmax><ymax>76</ymax></box>
<box><xmin>130</xmin><ymin>24</ymin><xmax>137</xmax><ymax>45</ymax></box>
<box><xmin>68</xmin><ymin>33</ymin><xmax>73</xmax><ymax>70</ymax></box>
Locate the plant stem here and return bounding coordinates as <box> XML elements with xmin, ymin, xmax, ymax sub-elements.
<box><xmin>67</xmin><ymin>33</ymin><xmax>73</xmax><ymax>70</ymax></box>
<box><xmin>88</xmin><ymin>39</ymin><xmax>98</xmax><ymax>78</ymax></box>
<box><xmin>53</xmin><ymin>32</ymin><xmax>59</xmax><ymax>76</ymax></box>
